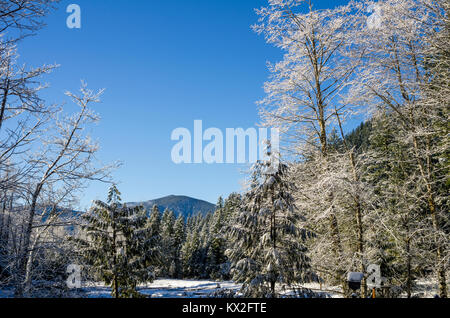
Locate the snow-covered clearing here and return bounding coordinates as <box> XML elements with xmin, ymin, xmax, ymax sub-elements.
<box><xmin>1</xmin><ymin>277</ymin><xmax>445</xmax><ymax>298</ymax></box>
<box><xmin>82</xmin><ymin>279</ymin><xmax>242</xmax><ymax>298</ymax></box>
<box><xmin>78</xmin><ymin>278</ymin><xmax>447</xmax><ymax>298</ymax></box>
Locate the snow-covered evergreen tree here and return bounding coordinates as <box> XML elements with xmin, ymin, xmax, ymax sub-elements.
<box><xmin>160</xmin><ymin>208</ymin><xmax>176</xmax><ymax>277</ymax></box>
<box><xmin>207</xmin><ymin>197</ymin><xmax>229</xmax><ymax>280</ymax></box>
<box><xmin>75</xmin><ymin>185</ymin><xmax>155</xmax><ymax>298</ymax></box>
<box><xmin>227</xmin><ymin>149</ymin><xmax>310</xmax><ymax>297</ymax></box>
<box><xmin>173</xmin><ymin>215</ymin><xmax>185</xmax><ymax>278</ymax></box>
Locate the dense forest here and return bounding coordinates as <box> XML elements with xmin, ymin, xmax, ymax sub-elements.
<box><xmin>0</xmin><ymin>0</ymin><xmax>449</xmax><ymax>298</ymax></box>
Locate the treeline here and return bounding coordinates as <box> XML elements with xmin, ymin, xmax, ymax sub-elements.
<box><xmin>147</xmin><ymin>193</ymin><xmax>241</xmax><ymax>280</ymax></box>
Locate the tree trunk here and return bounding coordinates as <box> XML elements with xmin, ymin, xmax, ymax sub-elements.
<box><xmin>355</xmin><ymin>201</ymin><xmax>366</xmax><ymax>298</ymax></box>
<box><xmin>112</xmin><ymin>216</ymin><xmax>119</xmax><ymax>298</ymax></box>
<box><xmin>412</xmin><ymin>136</ymin><xmax>447</xmax><ymax>298</ymax></box>
<box><xmin>336</xmin><ymin>112</ymin><xmax>367</xmax><ymax>296</ymax></box>
<box><xmin>270</xmin><ymin>280</ymin><xmax>276</xmax><ymax>297</ymax></box>
<box><xmin>329</xmin><ymin>211</ymin><xmax>345</xmax><ymax>288</ymax></box>
<box><xmin>15</xmin><ymin>187</ymin><xmax>40</xmax><ymax>297</ymax></box>
<box><xmin>352</xmin><ymin>155</ymin><xmax>366</xmax><ymax>297</ymax></box>
<box><xmin>429</xmin><ymin>196</ymin><xmax>447</xmax><ymax>298</ymax></box>
<box><xmin>270</xmin><ymin>191</ymin><xmax>277</xmax><ymax>298</ymax></box>
<box><xmin>0</xmin><ymin>80</ymin><xmax>10</xmax><ymax>131</ymax></box>
<box><xmin>406</xmin><ymin>236</ymin><xmax>412</xmax><ymax>298</ymax></box>
<box><xmin>24</xmin><ymin>231</ymin><xmax>45</xmax><ymax>293</ymax></box>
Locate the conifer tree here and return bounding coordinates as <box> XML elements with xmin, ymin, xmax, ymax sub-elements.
<box><xmin>148</xmin><ymin>205</ymin><xmax>161</xmax><ymax>239</ymax></box>
<box><xmin>207</xmin><ymin>197</ymin><xmax>228</xmax><ymax>279</ymax></box>
<box><xmin>145</xmin><ymin>205</ymin><xmax>162</xmax><ymax>274</ymax></box>
<box><xmin>75</xmin><ymin>185</ymin><xmax>155</xmax><ymax>298</ymax></box>
<box><xmin>160</xmin><ymin>209</ymin><xmax>176</xmax><ymax>277</ymax></box>
<box><xmin>173</xmin><ymin>215</ymin><xmax>185</xmax><ymax>278</ymax></box>
<box><xmin>227</xmin><ymin>151</ymin><xmax>310</xmax><ymax>297</ymax></box>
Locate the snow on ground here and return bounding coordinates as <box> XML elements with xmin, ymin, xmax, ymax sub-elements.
<box><xmin>410</xmin><ymin>278</ymin><xmax>447</xmax><ymax>298</ymax></box>
<box><xmin>299</xmin><ymin>282</ymin><xmax>343</xmax><ymax>298</ymax></box>
<box><xmin>81</xmin><ymin>280</ymin><xmax>341</xmax><ymax>298</ymax></box>
<box><xmin>1</xmin><ymin>277</ymin><xmax>446</xmax><ymax>298</ymax></box>
<box><xmin>81</xmin><ymin>279</ymin><xmax>242</xmax><ymax>298</ymax></box>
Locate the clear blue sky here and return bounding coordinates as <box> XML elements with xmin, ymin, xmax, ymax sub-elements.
<box><xmin>18</xmin><ymin>0</ymin><xmax>353</xmax><ymax>209</ymax></box>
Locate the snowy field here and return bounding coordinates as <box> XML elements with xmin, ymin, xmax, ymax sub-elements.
<box><xmin>82</xmin><ymin>279</ymin><xmax>242</xmax><ymax>298</ymax></box>
<box><xmin>0</xmin><ymin>279</ymin><xmax>337</xmax><ymax>298</ymax></box>
<box><xmin>1</xmin><ymin>278</ymin><xmax>445</xmax><ymax>298</ymax></box>
<box><xmin>74</xmin><ymin>278</ymin><xmax>449</xmax><ymax>298</ymax></box>
<box><xmin>80</xmin><ymin>280</ymin><xmax>346</xmax><ymax>298</ymax></box>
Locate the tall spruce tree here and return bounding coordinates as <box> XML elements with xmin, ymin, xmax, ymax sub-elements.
<box><xmin>160</xmin><ymin>209</ymin><xmax>176</xmax><ymax>277</ymax></box>
<box><xmin>227</xmin><ymin>153</ymin><xmax>310</xmax><ymax>297</ymax></box>
<box><xmin>208</xmin><ymin>197</ymin><xmax>228</xmax><ymax>279</ymax></box>
<box><xmin>75</xmin><ymin>185</ymin><xmax>155</xmax><ymax>298</ymax></box>
<box><xmin>173</xmin><ymin>215</ymin><xmax>185</xmax><ymax>278</ymax></box>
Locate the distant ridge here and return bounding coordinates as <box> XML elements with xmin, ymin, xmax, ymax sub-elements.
<box><xmin>127</xmin><ymin>195</ymin><xmax>216</xmax><ymax>219</ymax></box>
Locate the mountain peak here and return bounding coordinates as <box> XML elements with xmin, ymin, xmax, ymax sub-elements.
<box><xmin>127</xmin><ymin>195</ymin><xmax>216</xmax><ymax>219</ymax></box>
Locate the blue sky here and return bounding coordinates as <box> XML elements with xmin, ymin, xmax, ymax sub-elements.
<box><xmin>18</xmin><ymin>0</ymin><xmax>353</xmax><ymax>208</ymax></box>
